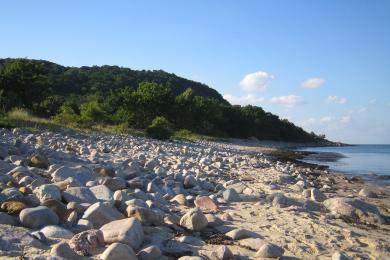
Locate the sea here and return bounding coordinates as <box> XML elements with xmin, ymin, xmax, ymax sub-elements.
<box><xmin>297</xmin><ymin>145</ymin><xmax>390</xmax><ymax>182</ymax></box>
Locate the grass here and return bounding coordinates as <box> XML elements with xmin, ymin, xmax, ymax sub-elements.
<box><xmin>172</xmin><ymin>129</ymin><xmax>225</xmax><ymax>142</ymax></box>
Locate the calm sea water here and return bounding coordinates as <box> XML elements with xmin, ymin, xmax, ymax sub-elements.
<box><xmin>298</xmin><ymin>145</ymin><xmax>390</xmax><ymax>177</ymax></box>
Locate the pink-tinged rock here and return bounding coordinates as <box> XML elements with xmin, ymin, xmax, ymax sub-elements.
<box><xmin>69</xmin><ymin>229</ymin><xmax>104</xmax><ymax>256</ymax></box>
<box><xmin>194</xmin><ymin>196</ymin><xmax>218</xmax><ymax>211</ymax></box>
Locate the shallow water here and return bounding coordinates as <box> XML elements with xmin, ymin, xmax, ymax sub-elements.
<box><xmin>298</xmin><ymin>145</ymin><xmax>390</xmax><ymax>178</ymax></box>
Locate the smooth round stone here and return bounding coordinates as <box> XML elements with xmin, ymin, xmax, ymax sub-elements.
<box><xmin>101</xmin><ymin>242</ymin><xmax>137</xmax><ymax>260</ymax></box>
<box><xmin>0</xmin><ymin>212</ymin><xmax>18</xmax><ymax>226</ymax></box>
<box><xmin>179</xmin><ymin>208</ymin><xmax>208</xmax><ymax>231</ymax></box>
<box><xmin>50</xmin><ymin>242</ymin><xmax>80</xmax><ymax>259</ymax></box>
<box><xmin>255</xmin><ymin>243</ymin><xmax>284</xmax><ymax>258</ymax></box>
<box><xmin>40</xmin><ymin>225</ymin><xmax>74</xmax><ymax>239</ymax></box>
<box><xmin>137</xmin><ymin>245</ymin><xmax>162</xmax><ymax>260</ymax></box>
<box><xmin>19</xmin><ymin>206</ymin><xmax>59</xmax><ymax>229</ymax></box>
<box><xmin>34</xmin><ymin>184</ymin><xmax>61</xmax><ymax>203</ymax></box>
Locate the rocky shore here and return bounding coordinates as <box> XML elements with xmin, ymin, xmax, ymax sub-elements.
<box><xmin>0</xmin><ymin>127</ymin><xmax>389</xmax><ymax>259</ymax></box>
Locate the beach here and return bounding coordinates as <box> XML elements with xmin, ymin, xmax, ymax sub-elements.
<box><xmin>1</xmin><ymin>127</ymin><xmax>389</xmax><ymax>259</ymax></box>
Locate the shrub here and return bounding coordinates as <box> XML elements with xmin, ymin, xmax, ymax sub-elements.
<box><xmin>7</xmin><ymin>108</ymin><xmax>31</xmax><ymax>121</ymax></box>
<box><xmin>146</xmin><ymin>116</ymin><xmax>173</xmax><ymax>140</ymax></box>
<box><xmin>0</xmin><ymin>116</ymin><xmax>13</xmax><ymax>129</ymax></box>
<box><xmin>53</xmin><ymin>104</ymin><xmax>80</xmax><ymax>126</ymax></box>
<box><xmin>79</xmin><ymin>100</ymin><xmax>105</xmax><ymax>124</ymax></box>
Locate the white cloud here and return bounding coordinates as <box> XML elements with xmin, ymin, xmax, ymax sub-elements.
<box><xmin>327</xmin><ymin>96</ymin><xmax>347</xmax><ymax>104</ymax></box>
<box><xmin>357</xmin><ymin>107</ymin><xmax>368</xmax><ymax>113</ymax></box>
<box><xmin>369</xmin><ymin>98</ymin><xmax>377</xmax><ymax>104</ymax></box>
<box><xmin>270</xmin><ymin>95</ymin><xmax>304</xmax><ymax>107</ymax></box>
<box><xmin>223</xmin><ymin>94</ymin><xmax>265</xmax><ymax>106</ymax></box>
<box><xmin>302</xmin><ymin>78</ymin><xmax>325</xmax><ymax>88</ymax></box>
<box><xmin>340</xmin><ymin>115</ymin><xmax>351</xmax><ymax>124</ymax></box>
<box><xmin>319</xmin><ymin>116</ymin><xmax>334</xmax><ymax>124</ymax></box>
<box><xmin>240</xmin><ymin>71</ymin><xmax>274</xmax><ymax>92</ymax></box>
<box><xmin>302</xmin><ymin>117</ymin><xmax>316</xmax><ymax>126</ymax></box>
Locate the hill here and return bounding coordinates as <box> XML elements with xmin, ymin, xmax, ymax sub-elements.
<box><xmin>0</xmin><ymin>58</ymin><xmax>327</xmax><ymax>143</ymax></box>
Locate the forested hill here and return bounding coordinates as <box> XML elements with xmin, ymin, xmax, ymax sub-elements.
<box><xmin>0</xmin><ymin>58</ymin><xmax>327</xmax><ymax>143</ymax></box>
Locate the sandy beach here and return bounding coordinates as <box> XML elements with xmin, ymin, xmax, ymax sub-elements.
<box><xmin>1</xmin><ymin>127</ymin><xmax>389</xmax><ymax>259</ymax></box>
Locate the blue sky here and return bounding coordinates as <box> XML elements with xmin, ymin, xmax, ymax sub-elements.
<box><xmin>1</xmin><ymin>1</ymin><xmax>389</xmax><ymax>143</ymax></box>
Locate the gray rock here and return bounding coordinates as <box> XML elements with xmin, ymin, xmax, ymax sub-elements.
<box><xmin>212</xmin><ymin>245</ymin><xmax>235</xmax><ymax>260</ymax></box>
<box><xmin>223</xmin><ymin>188</ymin><xmax>241</xmax><ymax>202</ymax></box>
<box><xmin>50</xmin><ymin>242</ymin><xmax>79</xmax><ymax>260</ymax></box>
<box><xmin>40</xmin><ymin>225</ymin><xmax>74</xmax><ymax>239</ymax></box>
<box><xmin>255</xmin><ymin>242</ymin><xmax>284</xmax><ymax>258</ymax></box>
<box><xmin>126</xmin><ymin>206</ymin><xmax>164</xmax><ymax>226</ymax></box>
<box><xmin>0</xmin><ymin>212</ymin><xmax>18</xmax><ymax>226</ymax></box>
<box><xmin>103</xmin><ymin>177</ymin><xmax>127</xmax><ymax>191</ymax></box>
<box><xmin>101</xmin><ymin>242</ymin><xmax>138</xmax><ymax>260</ymax></box>
<box><xmin>89</xmin><ymin>184</ymin><xmax>114</xmax><ymax>202</ymax></box>
<box><xmin>324</xmin><ymin>197</ymin><xmax>384</xmax><ymax>225</ymax></box>
<box><xmin>179</xmin><ymin>208</ymin><xmax>208</xmax><ymax>231</ymax></box>
<box><xmin>34</xmin><ymin>184</ymin><xmax>61</xmax><ymax>203</ymax></box>
<box><xmin>266</xmin><ymin>192</ymin><xmax>292</xmax><ymax>208</ymax></box>
<box><xmin>63</xmin><ymin>187</ymin><xmax>98</xmax><ymax>204</ymax></box>
<box><xmin>53</xmin><ymin>166</ymin><xmax>96</xmax><ymax>185</ymax></box>
<box><xmin>183</xmin><ymin>175</ymin><xmax>197</xmax><ymax>189</ymax></box>
<box><xmin>82</xmin><ymin>202</ymin><xmax>124</xmax><ymax>228</ymax></box>
<box><xmin>225</xmin><ymin>228</ymin><xmax>260</xmax><ymax>240</ymax></box>
<box><xmin>311</xmin><ymin>188</ymin><xmax>326</xmax><ymax>202</ymax></box>
<box><xmin>137</xmin><ymin>245</ymin><xmax>162</xmax><ymax>260</ymax></box>
<box><xmin>19</xmin><ymin>206</ymin><xmax>59</xmax><ymax>229</ymax></box>
<box><xmin>69</xmin><ymin>229</ymin><xmax>104</xmax><ymax>256</ymax></box>
<box><xmin>100</xmin><ymin>218</ymin><xmax>144</xmax><ymax>250</ymax></box>
<box><xmin>29</xmin><ymin>154</ymin><xmax>49</xmax><ymax>169</ymax></box>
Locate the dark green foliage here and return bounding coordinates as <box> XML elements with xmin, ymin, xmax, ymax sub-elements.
<box><xmin>146</xmin><ymin>116</ymin><xmax>173</xmax><ymax>140</ymax></box>
<box><xmin>0</xmin><ymin>116</ymin><xmax>13</xmax><ymax>129</ymax></box>
<box><xmin>0</xmin><ymin>58</ymin><xmax>327</xmax><ymax>143</ymax></box>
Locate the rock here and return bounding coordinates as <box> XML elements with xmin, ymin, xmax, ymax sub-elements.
<box><xmin>89</xmin><ymin>184</ymin><xmax>114</xmax><ymax>202</ymax></box>
<box><xmin>358</xmin><ymin>187</ymin><xmax>378</xmax><ymax>198</ymax></box>
<box><xmin>1</xmin><ymin>201</ymin><xmax>27</xmax><ymax>214</ymax></box>
<box><xmin>94</xmin><ymin>166</ymin><xmax>115</xmax><ymax>177</ymax></box>
<box><xmin>302</xmin><ymin>189</ymin><xmax>311</xmax><ymax>198</ymax></box>
<box><xmin>170</xmin><ymin>194</ymin><xmax>187</xmax><ymax>205</ymax></box>
<box><xmin>238</xmin><ymin>238</ymin><xmax>266</xmax><ymax>251</ymax></box>
<box><xmin>101</xmin><ymin>242</ymin><xmax>137</xmax><ymax>260</ymax></box>
<box><xmin>311</xmin><ymin>188</ymin><xmax>326</xmax><ymax>202</ymax></box>
<box><xmin>100</xmin><ymin>218</ymin><xmax>144</xmax><ymax>250</ymax></box>
<box><xmin>178</xmin><ymin>257</ymin><xmax>203</xmax><ymax>260</ymax></box>
<box><xmin>212</xmin><ymin>245</ymin><xmax>235</xmax><ymax>260</ymax></box>
<box><xmin>40</xmin><ymin>225</ymin><xmax>74</xmax><ymax>239</ymax></box>
<box><xmin>266</xmin><ymin>192</ymin><xmax>292</xmax><ymax>208</ymax></box>
<box><xmin>205</xmin><ymin>214</ymin><xmax>224</xmax><ymax>227</ymax></box>
<box><xmin>69</xmin><ymin>229</ymin><xmax>104</xmax><ymax>256</ymax></box>
<box><xmin>34</xmin><ymin>184</ymin><xmax>61</xmax><ymax>203</ymax></box>
<box><xmin>19</xmin><ymin>206</ymin><xmax>59</xmax><ymax>228</ymax></box>
<box><xmin>324</xmin><ymin>197</ymin><xmax>384</xmax><ymax>224</ymax></box>
<box><xmin>223</xmin><ymin>189</ymin><xmax>241</xmax><ymax>202</ymax></box>
<box><xmin>255</xmin><ymin>242</ymin><xmax>284</xmax><ymax>258</ymax></box>
<box><xmin>225</xmin><ymin>228</ymin><xmax>260</xmax><ymax>240</ymax></box>
<box><xmin>126</xmin><ymin>206</ymin><xmax>164</xmax><ymax>226</ymax></box>
<box><xmin>103</xmin><ymin>177</ymin><xmax>127</xmax><ymax>191</ymax></box>
<box><xmin>63</xmin><ymin>187</ymin><xmax>98</xmax><ymax>204</ymax></box>
<box><xmin>29</xmin><ymin>154</ymin><xmax>49</xmax><ymax>169</ymax></box>
<box><xmin>184</xmin><ymin>175</ymin><xmax>197</xmax><ymax>188</ymax></box>
<box><xmin>220</xmin><ymin>213</ymin><xmax>233</xmax><ymax>221</ymax></box>
<box><xmin>0</xmin><ymin>212</ymin><xmax>18</xmax><ymax>225</ymax></box>
<box><xmin>179</xmin><ymin>208</ymin><xmax>208</xmax><ymax>231</ymax></box>
<box><xmin>42</xmin><ymin>199</ymin><xmax>69</xmax><ymax>222</ymax></box>
<box><xmin>83</xmin><ymin>202</ymin><xmax>124</xmax><ymax>228</ymax></box>
<box><xmin>53</xmin><ymin>166</ymin><xmax>96</xmax><ymax>185</ymax></box>
<box><xmin>137</xmin><ymin>245</ymin><xmax>162</xmax><ymax>260</ymax></box>
<box><xmin>50</xmin><ymin>242</ymin><xmax>80</xmax><ymax>260</ymax></box>
<box><xmin>194</xmin><ymin>196</ymin><xmax>218</xmax><ymax>211</ymax></box>
<box><xmin>332</xmin><ymin>251</ymin><xmax>351</xmax><ymax>260</ymax></box>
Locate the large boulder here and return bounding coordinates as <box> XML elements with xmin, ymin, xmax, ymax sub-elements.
<box><xmin>100</xmin><ymin>218</ymin><xmax>144</xmax><ymax>250</ymax></box>
<box><xmin>19</xmin><ymin>206</ymin><xmax>59</xmax><ymax>229</ymax></box>
<box><xmin>324</xmin><ymin>197</ymin><xmax>384</xmax><ymax>225</ymax></box>
<box><xmin>179</xmin><ymin>208</ymin><xmax>208</xmax><ymax>231</ymax></box>
<box><xmin>82</xmin><ymin>202</ymin><xmax>124</xmax><ymax>228</ymax></box>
